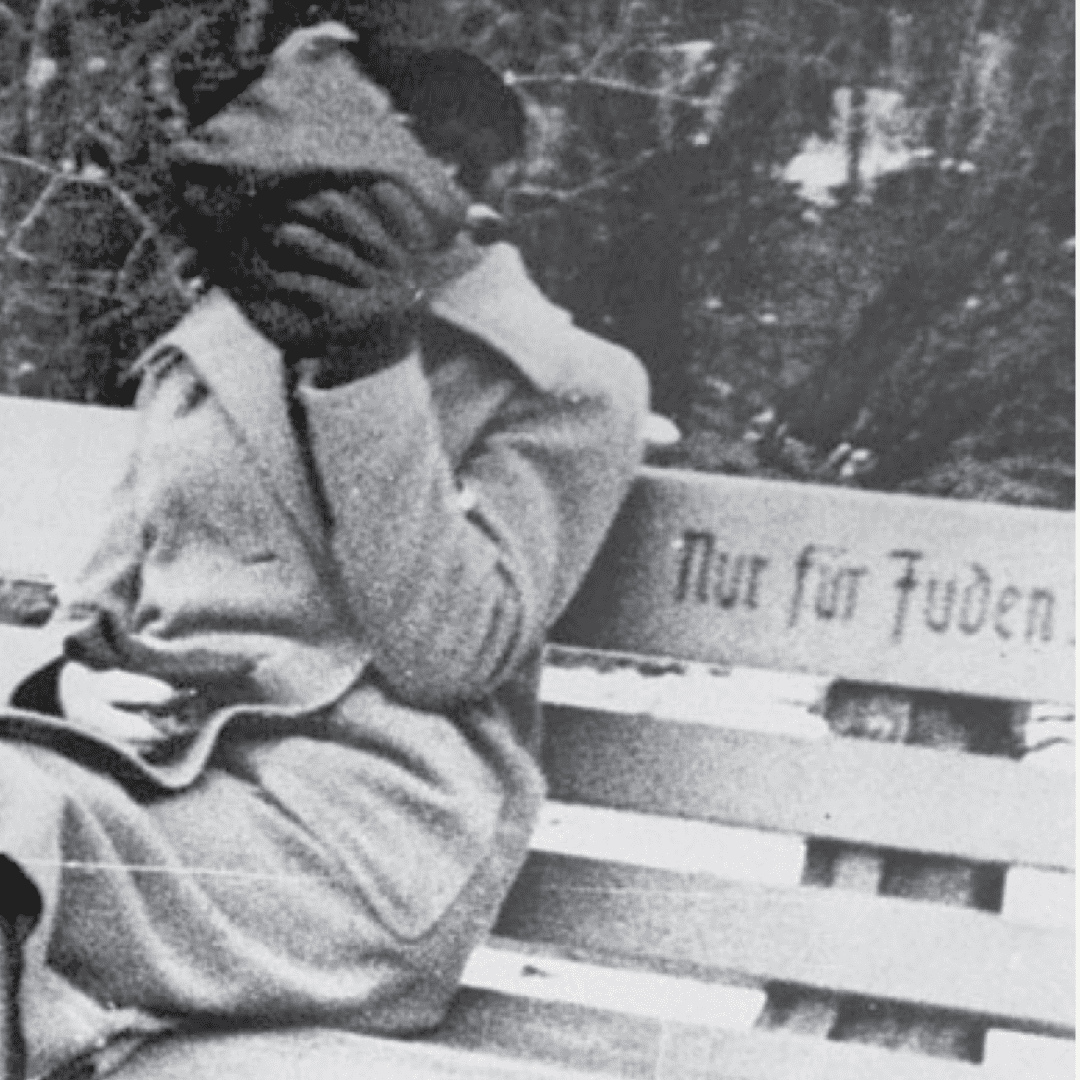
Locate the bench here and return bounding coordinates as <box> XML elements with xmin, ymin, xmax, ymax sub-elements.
<box><xmin>0</xmin><ymin>396</ymin><xmax>1074</xmax><ymax>1079</ymax></box>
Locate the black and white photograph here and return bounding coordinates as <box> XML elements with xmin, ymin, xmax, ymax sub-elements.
<box><xmin>0</xmin><ymin>1</ymin><xmax>1073</xmax><ymax>1077</ymax></box>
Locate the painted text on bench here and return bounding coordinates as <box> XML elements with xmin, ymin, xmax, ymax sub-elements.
<box><xmin>673</xmin><ymin>530</ymin><xmax>1060</xmax><ymax>648</ymax></box>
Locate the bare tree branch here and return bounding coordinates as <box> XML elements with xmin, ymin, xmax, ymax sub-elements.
<box><xmin>0</xmin><ymin>150</ymin><xmax>54</xmax><ymax>176</ymax></box>
<box><xmin>581</xmin><ymin>0</ymin><xmax>644</xmax><ymax>79</ymax></box>
<box><xmin>511</xmin><ymin>72</ymin><xmax>718</xmax><ymax>110</ymax></box>
<box><xmin>509</xmin><ymin>148</ymin><xmax>659</xmax><ymax>208</ymax></box>
<box><xmin>6</xmin><ymin>170</ymin><xmax>64</xmax><ymax>258</ymax></box>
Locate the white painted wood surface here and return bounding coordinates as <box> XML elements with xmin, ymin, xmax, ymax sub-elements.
<box><xmin>0</xmin><ymin>398</ymin><xmax>137</xmax><ymax>590</ymax></box>
<box><xmin>462</xmin><ymin>945</ymin><xmax>767</xmax><ymax>1029</ymax></box>
<box><xmin>561</xmin><ymin>467</ymin><xmax>1075</xmax><ymax>702</ymax></box>
<box><xmin>986</xmin><ymin>705</ymin><xmax>1075</xmax><ymax>1073</ymax></box>
<box><xmin>470</xmin><ymin>656</ymin><xmax>819</xmax><ymax>1028</ymax></box>
<box><xmin>982</xmin><ymin>1030</ymin><xmax>1075</xmax><ymax>1079</ymax></box>
<box><xmin>542</xmin><ymin>648</ymin><xmax>831</xmax><ymax>738</ymax></box>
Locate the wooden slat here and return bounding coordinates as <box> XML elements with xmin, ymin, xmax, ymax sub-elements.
<box><xmin>541</xmin><ymin>646</ymin><xmax>832</xmax><ymax>738</ymax></box>
<box><xmin>112</xmin><ymin>989</ymin><xmax>1022</xmax><ymax>1080</ymax></box>
<box><xmin>437</xmin><ymin>987</ymin><xmax>659</xmax><ymax>1078</ymax></box>
<box><xmin>557</xmin><ymin>468</ymin><xmax>1075</xmax><ymax>703</ymax></box>
<box><xmin>496</xmin><ymin>853</ymin><xmax>1075</xmax><ymax>1031</ymax></box>
<box><xmin>434</xmin><ymin>989</ymin><xmax>998</xmax><ymax>1079</ymax></box>
<box><xmin>657</xmin><ymin>1024</ymin><xmax>1060</xmax><ymax>1080</ymax></box>
<box><xmin>1000</xmin><ymin>723</ymin><xmax>1076</xmax><ymax>928</ymax></box>
<box><xmin>544</xmin><ymin>706</ymin><xmax>1075</xmax><ymax>870</ymax></box>
<box><xmin>766</xmin><ymin>845</ymin><xmax>885</xmax><ymax>1037</ymax></box>
<box><xmin>982</xmin><ymin>1030</ymin><xmax>1075</xmax><ymax>1079</ymax></box>
<box><xmin>113</xmin><ymin>1025</ymin><xmax>621</xmax><ymax>1080</ymax></box>
<box><xmin>462</xmin><ymin>941</ymin><xmax>767</xmax><ymax>1028</ymax></box>
<box><xmin>531</xmin><ymin>801</ymin><xmax>806</xmax><ymax>886</ymax></box>
<box><xmin>1002</xmin><ymin>868</ymin><xmax>1075</xmax><ymax>929</ymax></box>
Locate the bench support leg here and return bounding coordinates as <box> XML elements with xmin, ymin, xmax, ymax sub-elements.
<box><xmin>0</xmin><ymin>918</ymin><xmax>25</xmax><ymax>1080</ymax></box>
<box><xmin>0</xmin><ymin>857</ymin><xmax>42</xmax><ymax>1080</ymax></box>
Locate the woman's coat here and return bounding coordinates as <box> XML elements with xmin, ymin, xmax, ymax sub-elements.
<box><xmin>0</xmin><ymin>239</ymin><xmax>648</xmax><ymax>965</ymax></box>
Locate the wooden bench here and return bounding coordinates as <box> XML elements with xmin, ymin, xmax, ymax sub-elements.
<box><xmin>0</xmin><ymin>396</ymin><xmax>1073</xmax><ymax>1079</ymax></box>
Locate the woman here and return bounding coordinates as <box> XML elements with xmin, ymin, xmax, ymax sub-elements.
<box><xmin>0</xmin><ymin>24</ymin><xmax>648</xmax><ymax>1079</ymax></box>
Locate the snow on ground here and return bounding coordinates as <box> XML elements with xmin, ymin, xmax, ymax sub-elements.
<box><xmin>781</xmin><ymin>87</ymin><xmax>933</xmax><ymax>207</ymax></box>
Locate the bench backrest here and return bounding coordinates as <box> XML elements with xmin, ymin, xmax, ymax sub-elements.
<box><xmin>5</xmin><ymin>399</ymin><xmax>1072</xmax><ymax>702</ymax></box>
<box><xmin>0</xmin><ymin>396</ymin><xmax>1074</xmax><ymax>1079</ymax></box>
<box><xmin>557</xmin><ymin>467</ymin><xmax>1073</xmax><ymax>702</ymax></box>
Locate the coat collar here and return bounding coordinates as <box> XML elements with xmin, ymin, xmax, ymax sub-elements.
<box><xmin>155</xmin><ymin>289</ymin><xmax>327</xmax><ymax>554</ymax></box>
<box><xmin>429</xmin><ymin>243</ymin><xmax>575</xmax><ymax>392</ymax></box>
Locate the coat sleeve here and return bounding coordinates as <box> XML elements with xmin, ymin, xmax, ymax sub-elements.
<box><xmin>297</xmin><ymin>327</ymin><xmax>648</xmax><ymax>713</ymax></box>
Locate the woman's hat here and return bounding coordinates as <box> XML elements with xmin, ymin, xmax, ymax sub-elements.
<box><xmin>171</xmin><ymin>22</ymin><xmax>469</xmax><ymax>247</ymax></box>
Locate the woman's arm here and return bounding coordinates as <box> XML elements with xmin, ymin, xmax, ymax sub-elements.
<box><xmin>299</xmin><ymin>321</ymin><xmax>647</xmax><ymax>713</ymax></box>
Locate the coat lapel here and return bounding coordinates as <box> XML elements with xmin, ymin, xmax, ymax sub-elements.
<box><xmin>429</xmin><ymin>242</ymin><xmax>576</xmax><ymax>392</ymax></box>
<box><xmin>157</xmin><ymin>289</ymin><xmax>327</xmax><ymax>555</ymax></box>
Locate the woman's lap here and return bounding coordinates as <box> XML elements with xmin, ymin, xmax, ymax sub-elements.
<box><xmin>0</xmin><ymin>733</ymin><xmax>462</xmax><ymax>1072</ymax></box>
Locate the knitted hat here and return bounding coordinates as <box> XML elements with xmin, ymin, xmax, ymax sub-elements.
<box><xmin>171</xmin><ymin>22</ymin><xmax>471</xmax><ymax>250</ymax></box>
<box><xmin>170</xmin><ymin>21</ymin><xmax>485</xmax><ymax>353</ymax></box>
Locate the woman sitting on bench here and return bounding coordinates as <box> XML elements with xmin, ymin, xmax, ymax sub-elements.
<box><xmin>0</xmin><ymin>24</ymin><xmax>647</xmax><ymax>1080</ymax></box>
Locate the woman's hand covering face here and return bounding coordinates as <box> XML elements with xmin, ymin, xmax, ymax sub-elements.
<box><xmin>169</xmin><ymin>24</ymin><xmax>484</xmax><ymax>376</ymax></box>
<box><xmin>265</xmin><ymin>182</ymin><xmax>435</xmax><ymax>341</ymax></box>
<box><xmin>244</xmin><ymin>178</ymin><xmax>466</xmax><ymax>382</ymax></box>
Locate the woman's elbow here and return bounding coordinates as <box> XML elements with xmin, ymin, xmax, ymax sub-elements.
<box><xmin>370</xmin><ymin>590</ymin><xmax>530</xmax><ymax>712</ymax></box>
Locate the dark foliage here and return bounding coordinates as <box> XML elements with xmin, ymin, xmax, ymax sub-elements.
<box><xmin>0</xmin><ymin>0</ymin><xmax>1072</xmax><ymax>505</ymax></box>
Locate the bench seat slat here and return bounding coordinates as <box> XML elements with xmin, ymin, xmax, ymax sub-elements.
<box><xmin>496</xmin><ymin>853</ymin><xmax>1075</xmax><ymax>1031</ymax></box>
<box><xmin>113</xmin><ymin>1025</ymin><xmax>625</xmax><ymax>1080</ymax></box>
<box><xmin>435</xmin><ymin>989</ymin><xmax>1001</xmax><ymax>1079</ymax></box>
<box><xmin>659</xmin><ymin>1023</ymin><xmax>1062</xmax><ymax>1080</ymax></box>
<box><xmin>544</xmin><ymin>706</ymin><xmax>1075</xmax><ymax>870</ymax></box>
<box><xmin>435</xmin><ymin>988</ymin><xmax>659</xmax><ymax>1078</ymax></box>
<box><xmin>462</xmin><ymin>941</ymin><xmax>767</xmax><ymax>1027</ymax></box>
<box><xmin>0</xmin><ymin>400</ymin><xmax>137</xmax><ymax>588</ymax></box>
<box><xmin>982</xmin><ymin>1029</ymin><xmax>1076</xmax><ymax>1079</ymax></box>
<box><xmin>112</xmin><ymin>992</ymin><xmax>1006</xmax><ymax>1080</ymax></box>
<box><xmin>1002</xmin><ymin>867</ymin><xmax>1075</xmax><ymax>929</ymax></box>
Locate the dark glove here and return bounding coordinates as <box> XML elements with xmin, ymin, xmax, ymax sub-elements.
<box><xmin>255</xmin><ymin>182</ymin><xmax>483</xmax><ymax>385</ymax></box>
<box><xmin>170</xmin><ymin>24</ymin><xmax>482</xmax><ymax>382</ymax></box>
<box><xmin>263</xmin><ymin>182</ymin><xmax>431</xmax><ymax>383</ymax></box>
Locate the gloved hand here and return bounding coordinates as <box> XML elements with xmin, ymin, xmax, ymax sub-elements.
<box><xmin>258</xmin><ymin>181</ymin><xmax>485</xmax><ymax>385</ymax></box>
<box><xmin>261</xmin><ymin>181</ymin><xmax>433</xmax><ymax>383</ymax></box>
<box><xmin>170</xmin><ymin>22</ymin><xmax>482</xmax><ymax>382</ymax></box>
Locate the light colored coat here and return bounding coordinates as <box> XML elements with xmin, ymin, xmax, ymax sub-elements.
<box><xmin>2</xmin><ymin>240</ymin><xmax>647</xmax><ymax>961</ymax></box>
